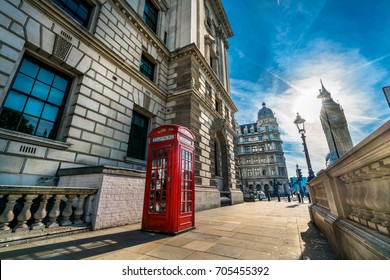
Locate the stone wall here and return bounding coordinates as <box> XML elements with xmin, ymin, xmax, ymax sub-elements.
<box><xmin>308</xmin><ymin>120</ymin><xmax>390</xmax><ymax>259</ymax></box>
<box><xmin>58</xmin><ymin>166</ymin><xmax>145</xmax><ymax>230</ymax></box>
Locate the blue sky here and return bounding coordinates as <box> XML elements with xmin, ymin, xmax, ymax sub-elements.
<box><xmin>222</xmin><ymin>0</ymin><xmax>390</xmax><ymax>178</ymax></box>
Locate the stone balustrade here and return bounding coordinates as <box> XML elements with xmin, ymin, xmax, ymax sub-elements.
<box><xmin>308</xmin><ymin>120</ymin><xmax>390</xmax><ymax>259</ymax></box>
<box><xmin>0</xmin><ymin>185</ymin><xmax>97</xmax><ymax>243</ymax></box>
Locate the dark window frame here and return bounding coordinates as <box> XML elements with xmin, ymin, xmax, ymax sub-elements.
<box><xmin>140</xmin><ymin>55</ymin><xmax>155</xmax><ymax>82</ymax></box>
<box><xmin>0</xmin><ymin>55</ymin><xmax>71</xmax><ymax>140</ymax></box>
<box><xmin>52</xmin><ymin>0</ymin><xmax>93</xmax><ymax>28</ymax></box>
<box><xmin>143</xmin><ymin>0</ymin><xmax>158</xmax><ymax>33</ymax></box>
<box><xmin>127</xmin><ymin>111</ymin><xmax>149</xmax><ymax>160</ymax></box>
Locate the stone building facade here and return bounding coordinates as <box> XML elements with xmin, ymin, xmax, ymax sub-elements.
<box><xmin>0</xmin><ymin>0</ymin><xmax>243</xmax><ymax>228</ymax></box>
<box><xmin>235</xmin><ymin>103</ymin><xmax>289</xmax><ymax>196</ymax></box>
<box><xmin>317</xmin><ymin>81</ymin><xmax>353</xmax><ymax>166</ymax></box>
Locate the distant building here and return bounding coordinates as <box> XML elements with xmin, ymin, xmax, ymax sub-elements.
<box><xmin>317</xmin><ymin>81</ymin><xmax>353</xmax><ymax>166</ymax></box>
<box><xmin>235</xmin><ymin>103</ymin><xmax>289</xmax><ymax>196</ymax></box>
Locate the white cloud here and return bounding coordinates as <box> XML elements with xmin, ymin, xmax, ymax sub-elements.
<box><xmin>232</xmin><ymin>39</ymin><xmax>390</xmax><ymax>178</ymax></box>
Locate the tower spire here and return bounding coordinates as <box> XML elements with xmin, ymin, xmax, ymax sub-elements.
<box><xmin>317</xmin><ymin>79</ymin><xmax>331</xmax><ymax>100</ymax></box>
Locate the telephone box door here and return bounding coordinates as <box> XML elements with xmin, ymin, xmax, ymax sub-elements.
<box><xmin>142</xmin><ymin>145</ymin><xmax>172</xmax><ymax>231</ymax></box>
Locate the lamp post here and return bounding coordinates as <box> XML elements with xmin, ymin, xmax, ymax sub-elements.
<box><xmin>294</xmin><ymin>113</ymin><xmax>315</xmax><ymax>182</ymax></box>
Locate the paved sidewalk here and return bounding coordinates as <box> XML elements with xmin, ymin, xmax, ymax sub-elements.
<box><xmin>0</xmin><ymin>199</ymin><xmax>338</xmax><ymax>260</ymax></box>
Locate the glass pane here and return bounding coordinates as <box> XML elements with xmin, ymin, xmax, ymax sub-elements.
<box><xmin>35</xmin><ymin>119</ymin><xmax>54</xmax><ymax>138</ymax></box>
<box><xmin>41</xmin><ymin>103</ymin><xmax>59</xmax><ymax>121</ymax></box>
<box><xmin>37</xmin><ymin>68</ymin><xmax>55</xmax><ymax>85</ymax></box>
<box><xmin>53</xmin><ymin>75</ymin><xmax>68</xmax><ymax>91</ymax></box>
<box><xmin>19</xmin><ymin>59</ymin><xmax>39</xmax><ymax>78</ymax></box>
<box><xmin>0</xmin><ymin>108</ymin><xmax>21</xmax><ymax>130</ymax></box>
<box><xmin>13</xmin><ymin>73</ymin><xmax>34</xmax><ymax>94</ymax></box>
<box><xmin>31</xmin><ymin>81</ymin><xmax>50</xmax><ymax>100</ymax></box>
<box><xmin>4</xmin><ymin>91</ymin><xmax>27</xmax><ymax>112</ymax></box>
<box><xmin>24</xmin><ymin>98</ymin><xmax>44</xmax><ymax>117</ymax></box>
<box><xmin>48</xmin><ymin>88</ymin><xmax>65</xmax><ymax>106</ymax></box>
<box><xmin>18</xmin><ymin>114</ymin><xmax>38</xmax><ymax>135</ymax></box>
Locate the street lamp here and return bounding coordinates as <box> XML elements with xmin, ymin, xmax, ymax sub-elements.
<box><xmin>294</xmin><ymin>113</ymin><xmax>315</xmax><ymax>182</ymax></box>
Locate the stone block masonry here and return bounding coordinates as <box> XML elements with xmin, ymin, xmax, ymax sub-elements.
<box><xmin>58</xmin><ymin>166</ymin><xmax>146</xmax><ymax>230</ymax></box>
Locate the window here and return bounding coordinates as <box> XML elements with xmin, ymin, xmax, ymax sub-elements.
<box><xmin>244</xmin><ymin>138</ymin><xmax>249</xmax><ymax>143</ymax></box>
<box><xmin>262</xmin><ymin>169</ymin><xmax>267</xmax><ymax>176</ymax></box>
<box><xmin>247</xmin><ymin>168</ymin><xmax>253</xmax><ymax>177</ymax></box>
<box><xmin>127</xmin><ymin>111</ymin><xmax>149</xmax><ymax>160</ymax></box>
<box><xmin>52</xmin><ymin>0</ymin><xmax>93</xmax><ymax>28</ymax></box>
<box><xmin>252</xmin><ymin>146</ymin><xmax>258</xmax><ymax>152</ymax></box>
<box><xmin>0</xmin><ymin>55</ymin><xmax>70</xmax><ymax>139</ymax></box>
<box><xmin>244</xmin><ymin>146</ymin><xmax>250</xmax><ymax>153</ymax></box>
<box><xmin>253</xmin><ymin>157</ymin><xmax>259</xmax><ymax>163</ymax></box>
<box><xmin>143</xmin><ymin>0</ymin><xmax>158</xmax><ymax>33</ymax></box>
<box><xmin>259</xmin><ymin>145</ymin><xmax>264</xmax><ymax>152</ymax></box>
<box><xmin>254</xmin><ymin>168</ymin><xmax>260</xmax><ymax>176</ymax></box>
<box><xmin>140</xmin><ymin>55</ymin><xmax>155</xmax><ymax>81</ymax></box>
<box><xmin>246</xmin><ymin>157</ymin><xmax>251</xmax><ymax>164</ymax></box>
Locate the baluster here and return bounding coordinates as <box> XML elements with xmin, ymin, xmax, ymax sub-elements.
<box><xmin>46</xmin><ymin>195</ymin><xmax>63</xmax><ymax>228</ymax></box>
<box><xmin>31</xmin><ymin>195</ymin><xmax>49</xmax><ymax>230</ymax></box>
<box><xmin>61</xmin><ymin>194</ymin><xmax>75</xmax><ymax>226</ymax></box>
<box><xmin>73</xmin><ymin>194</ymin><xmax>87</xmax><ymax>225</ymax></box>
<box><xmin>0</xmin><ymin>194</ymin><xmax>19</xmax><ymax>232</ymax></box>
<box><xmin>14</xmin><ymin>195</ymin><xmax>37</xmax><ymax>232</ymax></box>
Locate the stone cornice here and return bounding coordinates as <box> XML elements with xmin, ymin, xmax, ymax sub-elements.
<box><xmin>210</xmin><ymin>0</ymin><xmax>233</xmax><ymax>39</ymax></box>
<box><xmin>170</xmin><ymin>43</ymin><xmax>238</xmax><ymax>113</ymax></box>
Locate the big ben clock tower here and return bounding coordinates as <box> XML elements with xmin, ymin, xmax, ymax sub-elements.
<box><xmin>317</xmin><ymin>81</ymin><xmax>353</xmax><ymax>166</ymax></box>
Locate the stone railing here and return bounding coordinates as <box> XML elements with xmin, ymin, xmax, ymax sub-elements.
<box><xmin>0</xmin><ymin>185</ymin><xmax>98</xmax><ymax>243</ymax></box>
<box><xmin>308</xmin><ymin>120</ymin><xmax>390</xmax><ymax>259</ymax></box>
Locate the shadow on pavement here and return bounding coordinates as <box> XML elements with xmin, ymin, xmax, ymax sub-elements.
<box><xmin>299</xmin><ymin>222</ymin><xmax>338</xmax><ymax>260</ymax></box>
<box><xmin>0</xmin><ymin>229</ymin><xmax>169</xmax><ymax>260</ymax></box>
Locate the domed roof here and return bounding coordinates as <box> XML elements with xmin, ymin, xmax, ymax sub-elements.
<box><xmin>258</xmin><ymin>102</ymin><xmax>274</xmax><ymax>119</ymax></box>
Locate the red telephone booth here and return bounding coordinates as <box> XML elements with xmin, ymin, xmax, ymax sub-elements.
<box><xmin>142</xmin><ymin>125</ymin><xmax>195</xmax><ymax>234</ymax></box>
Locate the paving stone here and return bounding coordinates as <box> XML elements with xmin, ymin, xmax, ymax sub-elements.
<box><xmin>146</xmin><ymin>245</ymin><xmax>195</xmax><ymax>260</ymax></box>
<box><xmin>206</xmin><ymin>243</ymin><xmax>245</xmax><ymax>259</ymax></box>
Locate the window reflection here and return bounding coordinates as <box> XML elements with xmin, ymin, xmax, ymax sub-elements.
<box><xmin>0</xmin><ymin>56</ymin><xmax>70</xmax><ymax>139</ymax></box>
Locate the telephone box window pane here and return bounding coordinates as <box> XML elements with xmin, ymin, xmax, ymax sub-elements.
<box><xmin>149</xmin><ymin>148</ymin><xmax>168</xmax><ymax>214</ymax></box>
